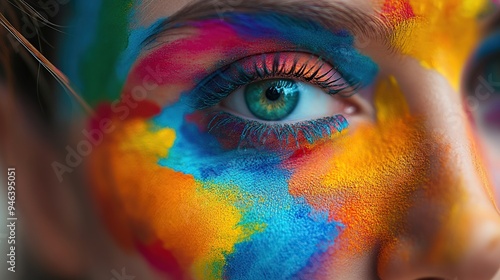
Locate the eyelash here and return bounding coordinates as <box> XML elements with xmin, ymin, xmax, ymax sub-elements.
<box><xmin>187</xmin><ymin>52</ymin><xmax>356</xmax><ymax>150</ymax></box>
<box><xmin>189</xmin><ymin>52</ymin><xmax>359</xmax><ymax>109</ymax></box>
<box><xmin>205</xmin><ymin>111</ymin><xmax>348</xmax><ymax>150</ymax></box>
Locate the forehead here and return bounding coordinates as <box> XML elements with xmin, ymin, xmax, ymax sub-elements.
<box><xmin>64</xmin><ymin>0</ymin><xmax>490</xmax><ymax>107</ymax></box>
<box><xmin>128</xmin><ymin>0</ymin><xmax>492</xmax><ymax>46</ymax></box>
<box><xmin>128</xmin><ymin>0</ymin><xmax>488</xmax><ymax>82</ymax></box>
<box><xmin>131</xmin><ymin>0</ymin><xmax>379</xmax><ymax>27</ymax></box>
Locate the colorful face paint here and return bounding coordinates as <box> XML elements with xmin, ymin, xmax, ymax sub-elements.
<box><xmin>83</xmin><ymin>2</ymin><xmax>493</xmax><ymax>279</ymax></box>
<box><xmin>381</xmin><ymin>0</ymin><xmax>488</xmax><ymax>89</ymax></box>
<box><xmin>287</xmin><ymin>78</ymin><xmax>427</xmax><ymax>254</ymax></box>
<box><xmin>89</xmin><ymin>11</ymin><xmax>380</xmax><ymax>278</ymax></box>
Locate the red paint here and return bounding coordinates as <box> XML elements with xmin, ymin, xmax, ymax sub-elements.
<box><xmin>381</xmin><ymin>0</ymin><xmax>416</xmax><ymax>26</ymax></box>
<box><xmin>137</xmin><ymin>240</ymin><xmax>185</xmax><ymax>279</ymax></box>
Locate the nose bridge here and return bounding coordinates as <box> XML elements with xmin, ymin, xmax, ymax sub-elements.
<box><xmin>377</xmin><ymin>61</ymin><xmax>500</xmax><ymax>279</ymax></box>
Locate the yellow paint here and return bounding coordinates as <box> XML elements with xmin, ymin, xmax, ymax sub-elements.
<box><xmin>374</xmin><ymin>75</ymin><xmax>410</xmax><ymax>122</ymax></box>
<box><xmin>390</xmin><ymin>0</ymin><xmax>488</xmax><ymax>89</ymax></box>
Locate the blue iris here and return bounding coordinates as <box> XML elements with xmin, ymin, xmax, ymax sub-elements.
<box><xmin>244</xmin><ymin>79</ymin><xmax>300</xmax><ymax>121</ymax></box>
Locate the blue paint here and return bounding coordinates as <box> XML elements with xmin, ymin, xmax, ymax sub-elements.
<box><xmin>222</xmin><ymin>180</ymin><xmax>339</xmax><ymax>280</ymax></box>
<box><xmin>117</xmin><ymin>18</ymin><xmax>166</xmax><ymax>80</ymax></box>
<box><xmin>153</xmin><ymin>101</ymin><xmax>342</xmax><ymax>278</ymax></box>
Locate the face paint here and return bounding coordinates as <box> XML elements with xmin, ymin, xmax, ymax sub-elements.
<box><xmin>381</xmin><ymin>0</ymin><xmax>416</xmax><ymax>27</ymax></box>
<box><xmin>89</xmin><ymin>117</ymin><xmax>259</xmax><ymax>279</ymax></box>
<box><xmin>287</xmin><ymin>77</ymin><xmax>431</xmax><ymax>260</ymax></box>
<box><xmin>381</xmin><ymin>0</ymin><xmax>488</xmax><ymax>89</ymax></box>
<box><xmin>89</xmin><ymin>11</ymin><xmax>380</xmax><ymax>278</ymax></box>
<box><xmin>84</xmin><ymin>2</ymin><xmax>492</xmax><ymax>280</ymax></box>
<box><xmin>125</xmin><ymin>12</ymin><xmax>378</xmax><ymax>105</ymax></box>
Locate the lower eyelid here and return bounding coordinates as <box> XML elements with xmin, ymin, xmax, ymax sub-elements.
<box><xmin>190</xmin><ymin>111</ymin><xmax>349</xmax><ymax>151</ymax></box>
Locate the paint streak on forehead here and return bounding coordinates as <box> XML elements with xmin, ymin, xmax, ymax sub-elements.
<box><xmin>382</xmin><ymin>0</ymin><xmax>488</xmax><ymax>89</ymax></box>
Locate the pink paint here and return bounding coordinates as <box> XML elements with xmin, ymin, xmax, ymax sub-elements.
<box><xmin>122</xmin><ymin>20</ymin><xmax>300</xmax><ymax>107</ymax></box>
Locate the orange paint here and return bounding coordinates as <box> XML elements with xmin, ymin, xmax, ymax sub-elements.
<box><xmin>287</xmin><ymin>77</ymin><xmax>430</xmax><ymax>255</ymax></box>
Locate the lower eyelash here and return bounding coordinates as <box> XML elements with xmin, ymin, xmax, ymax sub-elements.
<box><xmin>206</xmin><ymin>111</ymin><xmax>348</xmax><ymax>150</ymax></box>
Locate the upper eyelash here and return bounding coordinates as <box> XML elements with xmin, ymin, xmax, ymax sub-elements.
<box><xmin>188</xmin><ymin>52</ymin><xmax>359</xmax><ymax>109</ymax></box>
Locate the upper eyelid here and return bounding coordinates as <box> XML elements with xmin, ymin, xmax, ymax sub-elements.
<box><xmin>128</xmin><ymin>11</ymin><xmax>381</xmax><ymax>95</ymax></box>
<box><xmin>186</xmin><ymin>52</ymin><xmax>356</xmax><ymax>109</ymax></box>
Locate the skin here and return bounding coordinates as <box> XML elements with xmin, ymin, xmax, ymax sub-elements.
<box><xmin>84</xmin><ymin>0</ymin><xmax>500</xmax><ymax>279</ymax></box>
<box><xmin>4</xmin><ymin>0</ymin><xmax>500</xmax><ymax>279</ymax></box>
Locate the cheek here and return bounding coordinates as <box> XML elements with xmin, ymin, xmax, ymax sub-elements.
<box><xmin>287</xmin><ymin>117</ymin><xmax>431</xmax><ymax>253</ymax></box>
<box><xmin>88</xmin><ymin>102</ymin><xmax>343</xmax><ymax>278</ymax></box>
<box><xmin>86</xmin><ymin>78</ymin><xmax>435</xmax><ymax>278</ymax></box>
<box><xmin>88</xmin><ymin>116</ymin><xmax>252</xmax><ymax>279</ymax></box>
<box><xmin>285</xmin><ymin>76</ymin><xmax>432</xmax><ymax>257</ymax></box>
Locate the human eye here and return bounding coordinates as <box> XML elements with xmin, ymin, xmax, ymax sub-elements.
<box><xmin>188</xmin><ymin>52</ymin><xmax>369</xmax><ymax>150</ymax></box>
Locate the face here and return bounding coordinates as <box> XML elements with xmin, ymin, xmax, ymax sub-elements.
<box><xmin>57</xmin><ymin>0</ymin><xmax>500</xmax><ymax>279</ymax></box>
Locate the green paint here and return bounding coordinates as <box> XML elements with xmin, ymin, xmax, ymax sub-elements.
<box><xmin>80</xmin><ymin>1</ymin><xmax>133</xmax><ymax>106</ymax></box>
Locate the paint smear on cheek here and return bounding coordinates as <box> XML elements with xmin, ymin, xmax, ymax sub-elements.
<box><xmin>286</xmin><ymin>77</ymin><xmax>431</xmax><ymax>258</ymax></box>
<box><xmin>92</xmin><ymin>14</ymin><xmax>374</xmax><ymax>278</ymax></box>
<box><xmin>88</xmin><ymin>117</ymin><xmax>257</xmax><ymax>279</ymax></box>
<box><xmin>286</xmin><ymin>77</ymin><xmax>479</xmax><ymax>270</ymax></box>
<box><xmin>382</xmin><ymin>0</ymin><xmax>487</xmax><ymax>89</ymax></box>
<box><xmin>153</xmin><ymin>102</ymin><xmax>342</xmax><ymax>279</ymax></box>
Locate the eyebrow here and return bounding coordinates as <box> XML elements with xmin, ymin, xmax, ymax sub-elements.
<box><xmin>142</xmin><ymin>0</ymin><xmax>393</xmax><ymax>48</ymax></box>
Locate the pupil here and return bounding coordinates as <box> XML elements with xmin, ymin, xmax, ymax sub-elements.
<box><xmin>265</xmin><ymin>86</ymin><xmax>282</xmax><ymax>101</ymax></box>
